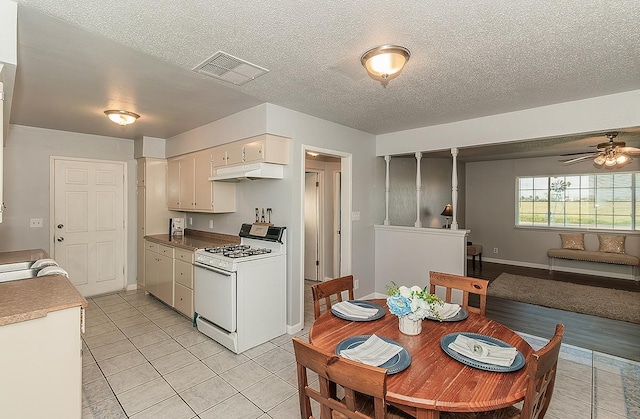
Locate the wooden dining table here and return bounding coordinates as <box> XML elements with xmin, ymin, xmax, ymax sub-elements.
<box><xmin>309</xmin><ymin>299</ymin><xmax>534</xmax><ymax>419</ymax></box>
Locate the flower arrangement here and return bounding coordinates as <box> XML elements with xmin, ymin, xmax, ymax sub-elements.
<box><xmin>386</xmin><ymin>281</ymin><xmax>443</xmax><ymax>321</ymax></box>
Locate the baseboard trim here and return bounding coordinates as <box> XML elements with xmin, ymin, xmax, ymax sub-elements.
<box><xmin>482</xmin><ymin>257</ymin><xmax>636</xmax><ymax>281</ymax></box>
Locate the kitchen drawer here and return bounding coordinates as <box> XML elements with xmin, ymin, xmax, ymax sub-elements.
<box><xmin>175</xmin><ymin>248</ymin><xmax>194</xmax><ymax>263</ymax></box>
<box><xmin>174</xmin><ymin>282</ymin><xmax>193</xmax><ymax>318</ymax></box>
<box><xmin>158</xmin><ymin>244</ymin><xmax>175</xmax><ymax>257</ymax></box>
<box><xmin>145</xmin><ymin>241</ymin><xmax>158</xmax><ymax>252</ymax></box>
<box><xmin>174</xmin><ymin>259</ymin><xmax>193</xmax><ymax>288</ymax></box>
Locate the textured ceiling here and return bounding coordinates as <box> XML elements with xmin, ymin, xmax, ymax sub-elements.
<box><xmin>8</xmin><ymin>0</ymin><xmax>640</xmax><ymax>151</ymax></box>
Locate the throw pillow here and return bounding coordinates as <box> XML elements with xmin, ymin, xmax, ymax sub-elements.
<box><xmin>560</xmin><ymin>233</ymin><xmax>585</xmax><ymax>250</ymax></box>
<box><xmin>598</xmin><ymin>235</ymin><xmax>626</xmax><ymax>254</ymax></box>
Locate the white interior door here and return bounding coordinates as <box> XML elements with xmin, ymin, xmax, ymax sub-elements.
<box><xmin>53</xmin><ymin>158</ymin><xmax>125</xmax><ymax>296</ymax></box>
<box><xmin>304</xmin><ymin>172</ymin><xmax>319</xmax><ymax>281</ymax></box>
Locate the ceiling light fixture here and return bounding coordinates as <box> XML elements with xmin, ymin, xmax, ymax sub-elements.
<box><xmin>104</xmin><ymin>110</ymin><xmax>140</xmax><ymax>126</ymax></box>
<box><xmin>361</xmin><ymin>44</ymin><xmax>411</xmax><ymax>87</ymax></box>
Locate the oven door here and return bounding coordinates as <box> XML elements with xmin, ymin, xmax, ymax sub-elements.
<box><xmin>194</xmin><ymin>262</ymin><xmax>237</xmax><ymax>333</ymax></box>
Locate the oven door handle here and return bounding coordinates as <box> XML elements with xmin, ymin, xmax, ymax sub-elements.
<box><xmin>194</xmin><ymin>262</ymin><xmax>233</xmax><ymax>276</ymax></box>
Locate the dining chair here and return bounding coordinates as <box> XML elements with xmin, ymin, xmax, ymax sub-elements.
<box><xmin>311</xmin><ymin>275</ymin><xmax>355</xmax><ymax>320</ymax></box>
<box><xmin>292</xmin><ymin>337</ymin><xmax>413</xmax><ymax>419</ymax></box>
<box><xmin>428</xmin><ymin>271</ymin><xmax>489</xmax><ymax>316</ymax></box>
<box><xmin>440</xmin><ymin>323</ymin><xmax>566</xmax><ymax>419</ymax></box>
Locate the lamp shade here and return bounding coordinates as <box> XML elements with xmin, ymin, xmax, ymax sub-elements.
<box><xmin>440</xmin><ymin>204</ymin><xmax>453</xmax><ymax>217</ymax></box>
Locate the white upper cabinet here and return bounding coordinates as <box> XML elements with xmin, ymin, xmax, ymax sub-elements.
<box><xmin>168</xmin><ymin>151</ymin><xmax>236</xmax><ymax>213</ymax></box>
<box><xmin>209</xmin><ymin>134</ymin><xmax>290</xmax><ymax>168</ymax></box>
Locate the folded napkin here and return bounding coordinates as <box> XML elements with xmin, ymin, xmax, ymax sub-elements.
<box><xmin>31</xmin><ymin>258</ymin><xmax>59</xmax><ymax>269</ymax></box>
<box><xmin>340</xmin><ymin>334</ymin><xmax>403</xmax><ymax>367</ymax></box>
<box><xmin>431</xmin><ymin>302</ymin><xmax>462</xmax><ymax>319</ymax></box>
<box><xmin>332</xmin><ymin>301</ymin><xmax>379</xmax><ymax>319</ymax></box>
<box><xmin>448</xmin><ymin>334</ymin><xmax>517</xmax><ymax>367</ymax></box>
<box><xmin>37</xmin><ymin>266</ymin><xmax>69</xmax><ymax>278</ymax></box>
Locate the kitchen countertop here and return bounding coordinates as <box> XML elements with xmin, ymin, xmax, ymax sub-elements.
<box><xmin>0</xmin><ymin>249</ymin><xmax>88</xmax><ymax>327</ymax></box>
<box><xmin>145</xmin><ymin>229</ymin><xmax>240</xmax><ymax>250</ymax></box>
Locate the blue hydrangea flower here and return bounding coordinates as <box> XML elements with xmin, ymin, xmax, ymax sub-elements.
<box><xmin>386</xmin><ymin>295</ymin><xmax>412</xmax><ymax>317</ymax></box>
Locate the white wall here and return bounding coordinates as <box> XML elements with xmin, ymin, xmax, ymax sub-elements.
<box><xmin>376</xmin><ymin>90</ymin><xmax>640</xmax><ymax>156</ymax></box>
<box><xmin>0</xmin><ymin>125</ymin><xmax>137</xmax><ymax>285</ymax></box>
<box><xmin>0</xmin><ymin>0</ymin><xmax>17</xmax><ymax>65</ymax></box>
<box><xmin>166</xmin><ymin>103</ymin><xmax>377</xmax><ymax>331</ymax></box>
<box><xmin>374</xmin><ymin>226</ymin><xmax>469</xmax><ymax>295</ymax></box>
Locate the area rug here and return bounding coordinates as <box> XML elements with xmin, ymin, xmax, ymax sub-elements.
<box><xmin>488</xmin><ymin>273</ymin><xmax>640</xmax><ymax>324</ymax></box>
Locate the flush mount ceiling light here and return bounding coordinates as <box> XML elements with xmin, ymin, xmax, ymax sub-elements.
<box><xmin>360</xmin><ymin>44</ymin><xmax>411</xmax><ymax>87</ymax></box>
<box><xmin>104</xmin><ymin>110</ymin><xmax>140</xmax><ymax>126</ymax></box>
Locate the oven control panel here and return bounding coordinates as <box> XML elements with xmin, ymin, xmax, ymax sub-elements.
<box><xmin>195</xmin><ymin>253</ymin><xmax>235</xmax><ymax>272</ymax></box>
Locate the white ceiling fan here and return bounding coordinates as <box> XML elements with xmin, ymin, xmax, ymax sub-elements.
<box><xmin>562</xmin><ymin>132</ymin><xmax>640</xmax><ymax>167</ymax></box>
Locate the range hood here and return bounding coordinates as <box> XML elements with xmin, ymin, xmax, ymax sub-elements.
<box><xmin>209</xmin><ymin>162</ymin><xmax>284</xmax><ymax>182</ymax></box>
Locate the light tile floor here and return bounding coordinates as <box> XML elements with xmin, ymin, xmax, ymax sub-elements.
<box><xmin>82</xmin><ymin>283</ymin><xmax>639</xmax><ymax>418</ymax></box>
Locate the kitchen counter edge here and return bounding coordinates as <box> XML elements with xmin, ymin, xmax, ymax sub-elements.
<box><xmin>0</xmin><ymin>249</ymin><xmax>88</xmax><ymax>327</ymax></box>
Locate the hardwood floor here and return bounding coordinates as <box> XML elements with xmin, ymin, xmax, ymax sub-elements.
<box><xmin>466</xmin><ymin>260</ymin><xmax>640</xmax><ymax>362</ymax></box>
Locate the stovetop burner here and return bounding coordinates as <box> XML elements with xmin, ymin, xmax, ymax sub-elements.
<box><xmin>204</xmin><ymin>245</ymin><xmax>272</xmax><ymax>259</ymax></box>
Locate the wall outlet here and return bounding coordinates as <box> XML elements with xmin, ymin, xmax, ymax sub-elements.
<box><xmin>352</xmin><ymin>211</ymin><xmax>360</xmax><ymax>221</ymax></box>
<box><xmin>354</xmin><ymin>279</ymin><xmax>359</xmax><ymax>289</ymax></box>
<box><xmin>493</xmin><ymin>247</ymin><xmax>499</xmax><ymax>254</ymax></box>
<box><xmin>208</xmin><ymin>219</ymin><xmax>214</xmax><ymax>229</ymax></box>
<box><xmin>30</xmin><ymin>218</ymin><xmax>43</xmax><ymax>228</ymax></box>
<box><xmin>189</xmin><ymin>217</ymin><xmax>193</xmax><ymax>226</ymax></box>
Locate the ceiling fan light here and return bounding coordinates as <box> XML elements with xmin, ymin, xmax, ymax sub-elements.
<box><xmin>361</xmin><ymin>45</ymin><xmax>411</xmax><ymax>87</ymax></box>
<box><xmin>604</xmin><ymin>156</ymin><xmax>617</xmax><ymax>167</ymax></box>
<box><xmin>615</xmin><ymin>154</ymin><xmax>630</xmax><ymax>165</ymax></box>
<box><xmin>593</xmin><ymin>154</ymin><xmax>606</xmax><ymax>165</ymax></box>
<box><xmin>104</xmin><ymin>110</ymin><xmax>140</xmax><ymax>126</ymax></box>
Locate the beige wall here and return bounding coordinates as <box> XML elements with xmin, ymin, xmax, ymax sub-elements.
<box><xmin>1</xmin><ymin>124</ymin><xmax>137</xmax><ymax>285</ymax></box>
<box><xmin>465</xmin><ymin>155</ymin><xmax>639</xmax><ymax>278</ymax></box>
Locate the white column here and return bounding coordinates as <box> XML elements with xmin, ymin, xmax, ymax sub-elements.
<box><xmin>415</xmin><ymin>151</ymin><xmax>422</xmax><ymax>228</ymax></box>
<box><xmin>450</xmin><ymin>147</ymin><xmax>459</xmax><ymax>230</ymax></box>
<box><xmin>384</xmin><ymin>155</ymin><xmax>391</xmax><ymax>226</ymax></box>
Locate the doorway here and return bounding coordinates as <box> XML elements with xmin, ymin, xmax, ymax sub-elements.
<box><xmin>304</xmin><ymin>171</ymin><xmax>321</xmax><ymax>282</ymax></box>
<box><xmin>302</xmin><ymin>150</ymin><xmax>347</xmax><ymax>327</ymax></box>
<box><xmin>51</xmin><ymin>157</ymin><xmax>127</xmax><ymax>296</ymax></box>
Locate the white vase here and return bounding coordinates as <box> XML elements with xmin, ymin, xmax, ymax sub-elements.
<box><xmin>398</xmin><ymin>316</ymin><xmax>422</xmax><ymax>335</ymax></box>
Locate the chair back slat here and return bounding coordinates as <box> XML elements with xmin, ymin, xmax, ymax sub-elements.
<box><xmin>311</xmin><ymin>275</ymin><xmax>355</xmax><ymax>319</ymax></box>
<box><xmin>521</xmin><ymin>324</ymin><xmax>565</xmax><ymax>419</ymax></box>
<box><xmin>293</xmin><ymin>337</ymin><xmax>388</xmax><ymax>419</ymax></box>
<box><xmin>429</xmin><ymin>271</ymin><xmax>488</xmax><ymax>316</ymax></box>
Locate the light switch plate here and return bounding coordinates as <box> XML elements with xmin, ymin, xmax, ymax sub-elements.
<box><xmin>352</xmin><ymin>211</ymin><xmax>360</xmax><ymax>221</ymax></box>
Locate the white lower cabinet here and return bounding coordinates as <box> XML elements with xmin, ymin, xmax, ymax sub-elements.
<box><xmin>0</xmin><ymin>307</ymin><xmax>82</xmax><ymax>418</ymax></box>
<box><xmin>144</xmin><ymin>240</ymin><xmax>174</xmax><ymax>306</ymax></box>
<box><xmin>174</xmin><ymin>248</ymin><xmax>194</xmax><ymax>318</ymax></box>
<box><xmin>145</xmin><ymin>239</ymin><xmax>194</xmax><ymax>318</ymax></box>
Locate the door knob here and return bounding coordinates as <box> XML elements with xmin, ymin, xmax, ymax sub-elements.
<box><xmin>57</xmin><ymin>224</ymin><xmax>64</xmax><ymax>229</ymax></box>
<box><xmin>57</xmin><ymin>237</ymin><xmax>64</xmax><ymax>242</ymax></box>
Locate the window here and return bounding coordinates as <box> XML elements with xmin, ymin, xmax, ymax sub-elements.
<box><xmin>516</xmin><ymin>172</ymin><xmax>638</xmax><ymax>231</ymax></box>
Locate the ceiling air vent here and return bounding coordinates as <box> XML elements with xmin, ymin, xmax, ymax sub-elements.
<box><xmin>193</xmin><ymin>51</ymin><xmax>269</xmax><ymax>85</ymax></box>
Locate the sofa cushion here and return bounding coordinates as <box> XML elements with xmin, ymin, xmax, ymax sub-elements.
<box><xmin>598</xmin><ymin>235</ymin><xmax>626</xmax><ymax>254</ymax></box>
<box><xmin>560</xmin><ymin>233</ymin><xmax>585</xmax><ymax>250</ymax></box>
<box><xmin>547</xmin><ymin>248</ymin><xmax>639</xmax><ymax>266</ymax></box>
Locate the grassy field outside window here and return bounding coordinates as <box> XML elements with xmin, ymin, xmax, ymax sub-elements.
<box><xmin>516</xmin><ymin>172</ymin><xmax>638</xmax><ymax>231</ymax></box>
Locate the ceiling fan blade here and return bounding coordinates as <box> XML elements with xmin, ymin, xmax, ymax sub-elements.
<box><xmin>562</xmin><ymin>154</ymin><xmax>598</xmax><ymax>164</ymax></box>
<box><xmin>561</xmin><ymin>151</ymin><xmax>597</xmax><ymax>156</ymax></box>
<box><xmin>618</xmin><ymin>146</ymin><xmax>640</xmax><ymax>154</ymax></box>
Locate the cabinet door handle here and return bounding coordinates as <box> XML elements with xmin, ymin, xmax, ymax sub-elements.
<box><xmin>57</xmin><ymin>237</ymin><xmax>64</xmax><ymax>242</ymax></box>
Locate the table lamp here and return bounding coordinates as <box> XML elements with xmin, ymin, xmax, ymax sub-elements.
<box><xmin>440</xmin><ymin>204</ymin><xmax>453</xmax><ymax>228</ymax></box>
